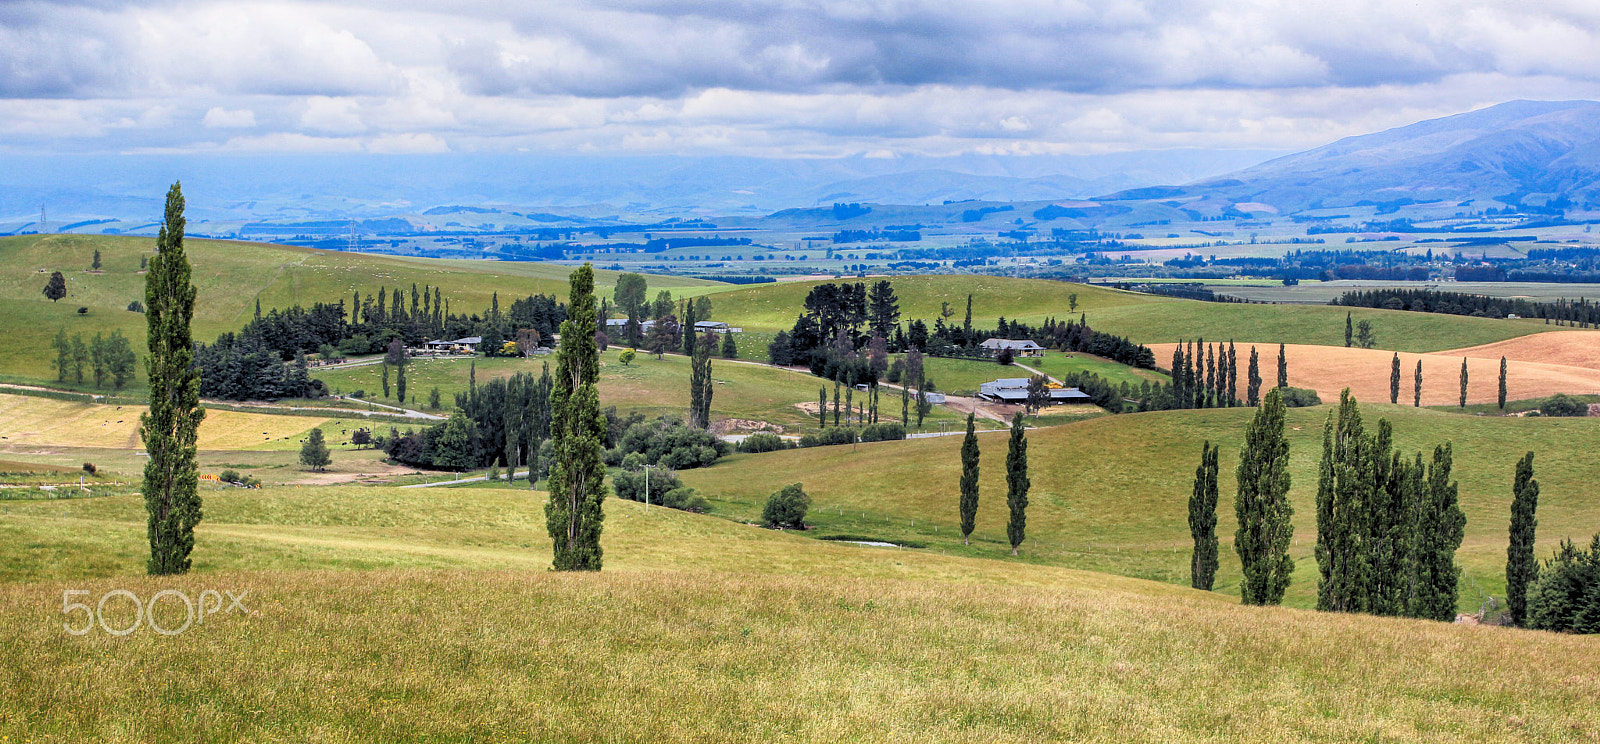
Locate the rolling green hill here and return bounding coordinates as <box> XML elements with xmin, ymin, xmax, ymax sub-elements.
<box><xmin>0</xmin><ymin>234</ymin><xmax>723</xmax><ymax>386</ymax></box>
<box><xmin>681</xmin><ymin>403</ymin><xmax>1600</xmax><ymax>611</ymax></box>
<box><xmin>706</xmin><ymin>275</ymin><xmax>1549</xmax><ymax>352</ymax></box>
<box><xmin>2</xmin><ymin>483</ymin><xmax>1596</xmax><ymax>741</ymax></box>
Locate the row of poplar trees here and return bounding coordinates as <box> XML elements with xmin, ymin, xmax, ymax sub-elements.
<box><xmin>954</xmin><ymin>411</ymin><xmax>1032</xmax><ymax>556</ymax></box>
<box><xmin>136</xmin><ymin>181</ymin><xmax>611</xmax><ymax>575</ymax></box>
<box><xmin>1187</xmin><ymin>387</ymin><xmax>1467</xmax><ymax>619</ymax></box>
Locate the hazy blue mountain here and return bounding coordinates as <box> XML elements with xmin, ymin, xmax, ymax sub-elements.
<box><xmin>0</xmin><ymin>149</ymin><xmax>1281</xmax><ymax>231</ymax></box>
<box><xmin>1155</xmin><ymin>100</ymin><xmax>1600</xmax><ymax>212</ymax></box>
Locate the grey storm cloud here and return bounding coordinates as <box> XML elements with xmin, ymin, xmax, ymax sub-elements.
<box><xmin>1</xmin><ymin>0</ymin><xmax>1599</xmax><ymax>155</ymax></box>
<box><xmin>1</xmin><ymin>0</ymin><xmax>1597</xmax><ymax>99</ymax></box>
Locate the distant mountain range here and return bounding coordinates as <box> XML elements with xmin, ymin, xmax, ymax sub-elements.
<box><xmin>0</xmin><ymin>150</ymin><xmax>1281</xmax><ymax>231</ymax></box>
<box><xmin>1124</xmin><ymin>100</ymin><xmax>1600</xmax><ymax>214</ymax></box>
<box><xmin>7</xmin><ymin>99</ymin><xmax>1600</xmax><ymax>234</ymax></box>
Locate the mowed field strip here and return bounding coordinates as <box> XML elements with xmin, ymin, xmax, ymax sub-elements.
<box><xmin>1149</xmin><ymin>339</ymin><xmax>1600</xmax><ymax>407</ymax></box>
<box><xmin>0</xmin><ymin>393</ymin><xmax>328</xmax><ymax>450</ymax></box>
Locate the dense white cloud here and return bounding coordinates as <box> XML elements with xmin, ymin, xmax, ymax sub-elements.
<box><xmin>202</xmin><ymin>107</ymin><xmax>257</xmax><ymax>128</ymax></box>
<box><xmin>2</xmin><ymin>0</ymin><xmax>1599</xmax><ymax>156</ymax></box>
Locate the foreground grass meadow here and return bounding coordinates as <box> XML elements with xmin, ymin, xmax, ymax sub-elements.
<box><xmin>2</xmin><ymin>486</ymin><xmax>1599</xmax><ymax>742</ymax></box>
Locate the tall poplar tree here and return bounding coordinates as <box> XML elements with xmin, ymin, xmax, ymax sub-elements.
<box><xmin>1390</xmin><ymin>353</ymin><xmax>1401</xmax><ymax>404</ymax></box>
<box><xmin>1189</xmin><ymin>441</ymin><xmax>1220</xmax><ymax>590</ymax></box>
<box><xmin>1277</xmin><ymin>343</ymin><xmax>1288</xmax><ymax>389</ymax></box>
<box><xmin>141</xmin><ymin>182</ymin><xmax>206</xmax><ymax>576</ymax></box>
<box><xmin>1315</xmin><ymin>390</ymin><xmax>1375</xmax><ymax>613</ymax></box>
<box><xmin>1246</xmin><ymin>345</ymin><xmax>1261</xmax><ymax>406</ymax></box>
<box><xmin>689</xmin><ymin>330</ymin><xmax>714</xmax><ymax>428</ymax></box>
<box><xmin>959</xmin><ymin>412</ymin><xmax>980</xmax><ymax>546</ymax></box>
<box><xmin>1345</xmin><ymin>311</ymin><xmax>1354</xmax><ymax>347</ymax></box>
<box><xmin>1004</xmin><ymin>412</ymin><xmax>1029</xmax><ymax>556</ymax></box>
<box><xmin>1226</xmin><ymin>341</ymin><xmax>1238</xmax><ymax>406</ymax></box>
<box><xmin>1235</xmin><ymin>387</ymin><xmax>1294</xmax><ymax>605</ymax></box>
<box><xmin>1414</xmin><ymin>444</ymin><xmax>1466</xmax><ymax>621</ymax></box>
<box><xmin>545</xmin><ymin>264</ymin><xmax>608</xmax><ymax>571</ymax></box>
<box><xmin>1414</xmin><ymin>359</ymin><xmax>1423</xmax><ymax>407</ymax></box>
<box><xmin>1507</xmin><ymin>452</ymin><xmax>1540</xmax><ymax>625</ymax></box>
<box><xmin>1498</xmin><ymin>356</ymin><xmax>1508</xmax><ymax>410</ymax></box>
<box><xmin>1458</xmin><ymin>357</ymin><xmax>1469</xmax><ymax>408</ymax></box>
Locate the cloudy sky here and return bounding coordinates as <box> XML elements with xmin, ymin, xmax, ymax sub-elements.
<box><xmin>5</xmin><ymin>0</ymin><xmax>1600</xmax><ymax>158</ymax></box>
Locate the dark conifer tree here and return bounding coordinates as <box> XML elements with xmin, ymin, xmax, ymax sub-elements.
<box><xmin>1204</xmin><ymin>342</ymin><xmax>1216</xmax><ymax>409</ymax></box>
<box><xmin>1498</xmin><ymin>356</ymin><xmax>1508</xmax><ymax>410</ymax></box>
<box><xmin>1414</xmin><ymin>444</ymin><xmax>1465</xmax><ymax>621</ymax></box>
<box><xmin>1459</xmin><ymin>357</ymin><xmax>1469</xmax><ymax>408</ymax></box>
<box><xmin>1390</xmin><ymin>353</ymin><xmax>1401</xmax><ymax>404</ymax></box>
<box><xmin>141</xmin><ymin>182</ymin><xmax>205</xmax><ymax>576</ymax></box>
<box><xmin>1507</xmin><ymin>451</ymin><xmax>1540</xmax><ymax>625</ymax></box>
<box><xmin>545</xmin><ymin>264</ymin><xmax>607</xmax><ymax>571</ymax></box>
<box><xmin>1277</xmin><ymin>343</ymin><xmax>1288</xmax><ymax>388</ymax></box>
<box><xmin>721</xmin><ymin>330</ymin><xmax>738</xmax><ymax>358</ymax></box>
<box><xmin>1189</xmin><ymin>441</ymin><xmax>1220</xmax><ymax>590</ymax></box>
<box><xmin>1247</xmin><ymin>345</ymin><xmax>1261</xmax><ymax>407</ymax></box>
<box><xmin>1226</xmin><ymin>341</ymin><xmax>1238</xmax><ymax>406</ymax></box>
<box><xmin>1171</xmin><ymin>344</ymin><xmax>1187</xmax><ymax>409</ymax></box>
<box><xmin>1316</xmin><ymin>390</ymin><xmax>1374</xmax><ymax>613</ymax></box>
<box><xmin>1005</xmin><ymin>412</ymin><xmax>1029</xmax><ymax>556</ymax></box>
<box><xmin>1345</xmin><ymin>311</ymin><xmax>1353</xmax><ymax>347</ymax></box>
<box><xmin>959</xmin><ymin>412</ymin><xmax>980</xmax><ymax>546</ymax></box>
<box><xmin>1235</xmin><ymin>387</ymin><xmax>1294</xmax><ymax>605</ymax></box>
<box><xmin>1414</xmin><ymin>359</ymin><xmax>1423</xmax><ymax>407</ymax></box>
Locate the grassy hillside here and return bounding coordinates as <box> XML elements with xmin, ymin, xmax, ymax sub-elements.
<box><xmin>0</xmin><ymin>234</ymin><xmax>722</xmax><ymax>386</ymax></box>
<box><xmin>3</xmin><ymin>487</ymin><xmax>1598</xmax><ymax>742</ymax></box>
<box><xmin>313</xmin><ymin>350</ymin><xmax>989</xmax><ymax>432</ymax></box>
<box><xmin>708</xmin><ymin>275</ymin><xmax>1548</xmax><ymax>352</ymax></box>
<box><xmin>682</xmin><ymin>404</ymin><xmax>1600</xmax><ymax>610</ymax></box>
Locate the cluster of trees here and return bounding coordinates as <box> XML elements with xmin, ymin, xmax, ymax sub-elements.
<box><xmin>609</xmin><ymin>271</ymin><xmax>719</xmax><ymax>354</ymax></box>
<box><xmin>832</xmin><ymin>228</ymin><xmax>921</xmax><ymax>243</ymax></box>
<box><xmin>50</xmin><ymin>329</ymin><xmax>137</xmax><ymax>389</ymax></box>
<box><xmin>796</xmin><ymin>422</ymin><xmax>906</xmax><ymax>448</ymax></box>
<box><xmin>603</xmin><ymin>414</ymin><xmax>729</xmax><ymax>470</ymax></box>
<box><xmin>1169</xmin><ymin>339</ymin><xmax>1240</xmax><ymax>409</ymax></box>
<box><xmin>383</xmin><ymin>367</ymin><xmax>554</xmax><ymax>473</ymax></box>
<box><xmin>612</xmin><ymin>459</ymin><xmax>709</xmax><ymax>512</ymax></box>
<box><xmin>194</xmin><ymin>336</ymin><xmax>321</xmax><ymax>400</ymax></box>
<box><xmin>1333</xmin><ymin>289</ymin><xmax>1599</xmax><ymax>327</ymax></box>
<box><xmin>1039</xmin><ymin>316</ymin><xmax>1156</xmax><ymax>369</ymax></box>
<box><xmin>1314</xmin><ymin>392</ymin><xmax>1466</xmax><ymax>620</ymax></box>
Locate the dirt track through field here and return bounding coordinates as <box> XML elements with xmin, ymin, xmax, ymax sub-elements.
<box><xmin>1442</xmin><ymin>330</ymin><xmax>1600</xmax><ymax>371</ymax></box>
<box><xmin>1150</xmin><ymin>342</ymin><xmax>1600</xmax><ymax>407</ymax></box>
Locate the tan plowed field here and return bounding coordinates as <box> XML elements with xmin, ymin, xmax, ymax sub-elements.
<box><xmin>0</xmin><ymin>394</ymin><xmax>327</xmax><ymax>450</ymax></box>
<box><xmin>1443</xmin><ymin>329</ymin><xmax>1600</xmax><ymax>371</ymax></box>
<box><xmin>1149</xmin><ymin>342</ymin><xmax>1600</xmax><ymax>407</ymax></box>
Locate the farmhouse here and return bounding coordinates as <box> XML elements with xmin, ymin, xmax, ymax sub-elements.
<box><xmin>979</xmin><ymin>338</ymin><xmax>1044</xmax><ymax>357</ymax></box>
<box><xmin>425</xmin><ymin>336</ymin><xmax>482</xmax><ymax>353</ymax></box>
<box><xmin>978</xmin><ymin>378</ymin><xmax>1091</xmax><ymax>404</ymax></box>
<box><xmin>693</xmin><ymin>320</ymin><xmax>743</xmax><ymax>333</ymax></box>
<box><xmin>605</xmin><ymin>318</ymin><xmax>656</xmax><ymax>332</ymax></box>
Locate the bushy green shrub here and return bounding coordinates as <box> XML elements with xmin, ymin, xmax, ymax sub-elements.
<box><xmin>1539</xmin><ymin>393</ymin><xmax>1589</xmax><ymax>418</ymax></box>
<box><xmin>605</xmin><ymin>416</ymin><xmax>730</xmax><ymax>470</ymax></box>
<box><xmin>736</xmin><ymin>432</ymin><xmax>793</xmax><ymax>453</ymax></box>
<box><xmin>799</xmin><ymin>427</ymin><xmax>857</xmax><ymax>448</ymax></box>
<box><xmin>858</xmin><ymin>422</ymin><xmax>906</xmax><ymax>442</ymax></box>
<box><xmin>219</xmin><ymin>469</ymin><xmax>241</xmax><ymax>484</ymax></box>
<box><xmin>762</xmin><ymin>483</ymin><xmax>810</xmax><ymax>529</ymax></box>
<box><xmin>1527</xmin><ymin>535</ymin><xmax>1600</xmax><ymax>634</ymax></box>
<box><xmin>1278</xmin><ymin>387</ymin><xmax>1322</xmax><ymax>408</ymax></box>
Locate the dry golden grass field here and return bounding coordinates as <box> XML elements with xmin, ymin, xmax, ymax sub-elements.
<box><xmin>1445</xmin><ymin>329</ymin><xmax>1600</xmax><ymax>371</ymax></box>
<box><xmin>1149</xmin><ymin>340</ymin><xmax>1600</xmax><ymax>407</ymax></box>
<box><xmin>0</xmin><ymin>393</ymin><xmax>331</xmax><ymax>450</ymax></box>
